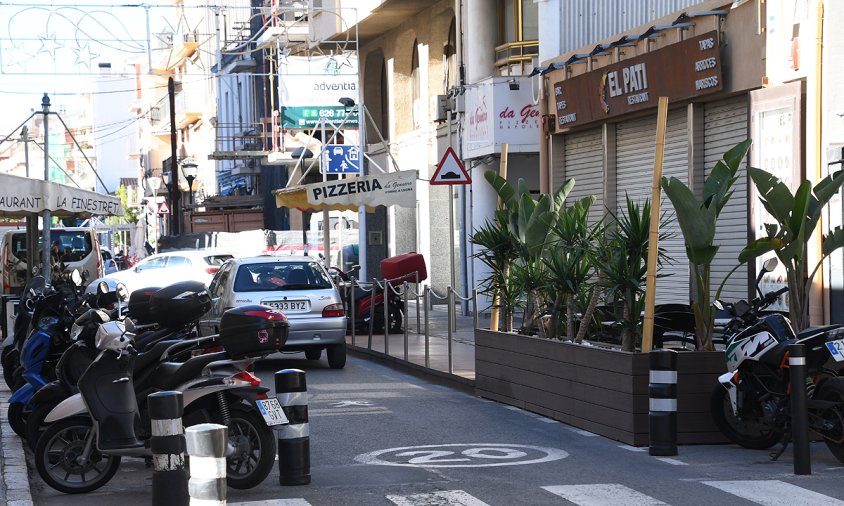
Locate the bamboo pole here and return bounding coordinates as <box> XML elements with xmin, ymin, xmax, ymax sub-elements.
<box><xmin>490</xmin><ymin>143</ymin><xmax>509</xmax><ymax>331</ymax></box>
<box><xmin>641</xmin><ymin>97</ymin><xmax>669</xmax><ymax>352</ymax></box>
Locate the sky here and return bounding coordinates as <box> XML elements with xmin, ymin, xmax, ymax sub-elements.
<box><xmin>0</xmin><ymin>0</ymin><xmax>215</xmax><ymax>136</ymax></box>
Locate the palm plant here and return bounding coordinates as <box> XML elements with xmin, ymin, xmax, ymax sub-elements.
<box><xmin>471</xmin><ymin>209</ymin><xmax>519</xmax><ymax>332</ymax></box>
<box><xmin>596</xmin><ymin>196</ymin><xmax>669</xmax><ymax>352</ymax></box>
<box><xmin>660</xmin><ymin>139</ymin><xmax>749</xmax><ymax>350</ymax></box>
<box><xmin>740</xmin><ymin>166</ymin><xmax>844</xmax><ymax>331</ymax></box>
<box><xmin>543</xmin><ymin>195</ymin><xmax>601</xmax><ymax>340</ymax></box>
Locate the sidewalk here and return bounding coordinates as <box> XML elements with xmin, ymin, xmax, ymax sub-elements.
<box><xmin>345</xmin><ymin>300</ymin><xmax>485</xmax><ymax>390</ymax></box>
<box><xmin>0</xmin><ymin>377</ymin><xmax>34</xmax><ymax>506</ymax></box>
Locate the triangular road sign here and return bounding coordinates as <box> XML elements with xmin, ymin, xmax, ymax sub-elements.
<box><xmin>158</xmin><ymin>201</ymin><xmax>170</xmax><ymax>215</ymax></box>
<box><xmin>431</xmin><ymin>147</ymin><xmax>471</xmax><ymax>185</ymax></box>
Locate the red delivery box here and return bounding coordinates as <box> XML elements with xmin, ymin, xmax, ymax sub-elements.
<box><xmin>380</xmin><ymin>252</ymin><xmax>427</xmax><ymax>284</ymax></box>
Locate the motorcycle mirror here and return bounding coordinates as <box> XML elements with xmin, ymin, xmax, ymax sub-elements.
<box><xmin>116</xmin><ymin>283</ymin><xmax>129</xmax><ymax>302</ymax></box>
<box><xmin>98</xmin><ymin>280</ymin><xmax>109</xmax><ymax>295</ymax></box>
<box><xmin>124</xmin><ymin>318</ymin><xmax>136</xmax><ymax>333</ymax></box>
<box><xmin>762</xmin><ymin>257</ymin><xmax>778</xmax><ymax>273</ymax></box>
<box><xmin>713</xmin><ymin>300</ymin><xmax>724</xmax><ymax>311</ymax></box>
<box><xmin>71</xmin><ymin>269</ymin><xmax>83</xmax><ymax>286</ymax></box>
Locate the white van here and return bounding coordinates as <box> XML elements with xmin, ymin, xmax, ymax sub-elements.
<box><xmin>1</xmin><ymin>227</ymin><xmax>103</xmax><ymax>294</ymax></box>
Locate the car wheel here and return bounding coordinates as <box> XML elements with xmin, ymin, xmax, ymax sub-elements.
<box><xmin>327</xmin><ymin>343</ymin><xmax>346</xmax><ymax>369</ymax></box>
<box><xmin>304</xmin><ymin>349</ymin><xmax>321</xmax><ymax>361</ymax></box>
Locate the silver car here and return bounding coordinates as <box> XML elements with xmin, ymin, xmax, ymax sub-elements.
<box><xmin>206</xmin><ymin>256</ymin><xmax>348</xmax><ymax>368</ymax></box>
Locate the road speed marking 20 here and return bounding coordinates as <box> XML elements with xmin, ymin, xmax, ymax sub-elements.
<box><xmin>355</xmin><ymin>443</ymin><xmax>568</xmax><ymax>468</ymax></box>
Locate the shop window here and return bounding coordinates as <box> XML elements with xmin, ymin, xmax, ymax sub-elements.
<box><xmin>496</xmin><ymin>0</ymin><xmax>539</xmax><ymax>76</ymax></box>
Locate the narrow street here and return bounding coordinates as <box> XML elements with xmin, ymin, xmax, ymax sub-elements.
<box><xmin>26</xmin><ymin>353</ymin><xmax>844</xmax><ymax>506</ymax></box>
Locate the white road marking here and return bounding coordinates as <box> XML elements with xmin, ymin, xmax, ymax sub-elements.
<box><xmin>542</xmin><ymin>484</ymin><xmax>667</xmax><ymax>505</ymax></box>
<box><xmin>618</xmin><ymin>445</ymin><xmax>647</xmax><ymax>452</ymax></box>
<box><xmin>310</xmin><ymin>382</ymin><xmax>423</xmax><ymax>391</ymax></box>
<box><xmin>309</xmin><ymin>408</ymin><xmax>391</xmax><ymax>417</ymax></box>
<box><xmin>566</xmin><ymin>427</ymin><xmax>598</xmax><ymax>437</ymax></box>
<box><xmin>328</xmin><ymin>400</ymin><xmax>375</xmax><ymax>407</ymax></box>
<box><xmin>356</xmin><ymin>443</ymin><xmax>569</xmax><ymax>468</ymax></box>
<box><xmin>229</xmin><ymin>500</ymin><xmax>312</xmax><ymax>506</ymax></box>
<box><xmin>702</xmin><ymin>480</ymin><xmax>844</xmax><ymax>506</ymax></box>
<box><xmin>655</xmin><ymin>457</ymin><xmax>687</xmax><ymax>466</ymax></box>
<box><xmin>386</xmin><ymin>490</ymin><xmax>490</xmax><ymax>506</ymax></box>
<box><xmin>537</xmin><ymin>417</ymin><xmax>557</xmax><ymax>423</ymax></box>
<box><xmin>310</xmin><ymin>391</ymin><xmax>406</xmax><ymax>401</ymax></box>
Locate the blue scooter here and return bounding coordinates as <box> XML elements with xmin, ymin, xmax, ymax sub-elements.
<box><xmin>7</xmin><ymin>279</ymin><xmax>81</xmax><ymax>437</ymax></box>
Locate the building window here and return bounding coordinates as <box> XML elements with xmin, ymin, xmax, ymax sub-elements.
<box><xmin>411</xmin><ymin>40</ymin><xmax>422</xmax><ymax>129</ymax></box>
<box><xmin>444</xmin><ymin>18</ymin><xmax>457</xmax><ymax>92</ymax></box>
<box><xmin>496</xmin><ymin>0</ymin><xmax>538</xmax><ymax>75</ymax></box>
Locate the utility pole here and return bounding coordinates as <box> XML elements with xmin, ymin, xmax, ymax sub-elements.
<box><xmin>41</xmin><ymin>94</ymin><xmax>52</xmax><ymax>282</ymax></box>
<box><xmin>168</xmin><ymin>77</ymin><xmax>181</xmax><ymax>236</ymax></box>
<box><xmin>22</xmin><ymin>126</ymin><xmax>37</xmax><ymax>282</ymax></box>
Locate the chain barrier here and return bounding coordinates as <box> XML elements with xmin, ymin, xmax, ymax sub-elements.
<box><xmin>343</xmin><ymin>271</ymin><xmax>478</xmax><ymax>377</ymax></box>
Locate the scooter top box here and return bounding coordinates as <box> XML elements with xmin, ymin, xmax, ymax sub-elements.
<box><xmin>127</xmin><ymin>286</ymin><xmax>161</xmax><ymax>324</ymax></box>
<box><xmin>149</xmin><ymin>281</ymin><xmax>212</xmax><ymax>328</ymax></box>
<box><xmin>218</xmin><ymin>305</ymin><xmax>288</xmax><ymax>359</ymax></box>
<box><xmin>380</xmin><ymin>252</ymin><xmax>427</xmax><ymax>285</ymax></box>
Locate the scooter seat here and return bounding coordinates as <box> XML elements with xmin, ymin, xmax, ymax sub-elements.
<box><xmin>135</xmin><ymin>328</ymin><xmax>176</xmax><ymax>350</ymax></box>
<box><xmin>152</xmin><ymin>351</ymin><xmax>229</xmax><ymax>391</ymax></box>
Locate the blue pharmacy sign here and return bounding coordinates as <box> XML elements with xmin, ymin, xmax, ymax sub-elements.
<box><xmin>322</xmin><ymin>144</ymin><xmax>361</xmax><ymax>174</ymax></box>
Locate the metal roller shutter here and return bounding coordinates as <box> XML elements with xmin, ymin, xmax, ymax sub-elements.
<box><xmin>564</xmin><ymin>128</ymin><xmax>604</xmax><ymax>223</ymax></box>
<box><xmin>616</xmin><ymin>109</ymin><xmax>689</xmax><ymax>304</ymax></box>
<box><xmin>704</xmin><ymin>95</ymin><xmax>749</xmax><ymax>302</ymax></box>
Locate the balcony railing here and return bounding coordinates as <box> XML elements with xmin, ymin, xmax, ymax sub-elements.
<box><xmin>495</xmin><ymin>40</ymin><xmax>538</xmax><ymax>76</ymax></box>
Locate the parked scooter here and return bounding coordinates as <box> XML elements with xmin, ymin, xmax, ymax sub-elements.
<box><xmin>329</xmin><ymin>265</ymin><xmax>404</xmax><ymax>333</ymax></box>
<box><xmin>33</xmin><ymin>303</ymin><xmax>289</xmax><ymax>494</ymax></box>
<box><xmin>711</xmin><ymin>257</ymin><xmax>844</xmax><ymax>461</ymax></box>
<box><xmin>1</xmin><ymin>275</ymin><xmax>47</xmax><ymax>390</ymax></box>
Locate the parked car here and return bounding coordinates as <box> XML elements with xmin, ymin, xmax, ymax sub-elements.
<box><xmin>1</xmin><ymin>227</ymin><xmax>103</xmax><ymax>294</ymax></box>
<box><xmin>104</xmin><ymin>250</ymin><xmax>233</xmax><ymax>294</ymax></box>
<box><xmin>206</xmin><ymin>255</ymin><xmax>347</xmax><ymax>368</ymax></box>
<box><xmin>101</xmin><ymin>248</ymin><xmax>118</xmax><ymax>275</ymax></box>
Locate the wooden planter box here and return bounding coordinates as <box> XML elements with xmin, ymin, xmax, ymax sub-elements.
<box><xmin>475</xmin><ymin>329</ymin><xmax>728</xmax><ymax>446</ymax></box>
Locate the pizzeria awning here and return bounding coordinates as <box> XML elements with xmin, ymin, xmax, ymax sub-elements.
<box><xmin>274</xmin><ymin>170</ymin><xmax>416</xmax><ymax>212</ymax></box>
<box><xmin>0</xmin><ymin>173</ymin><xmax>124</xmax><ymax>218</ymax></box>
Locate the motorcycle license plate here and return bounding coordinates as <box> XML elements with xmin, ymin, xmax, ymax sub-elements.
<box><xmin>256</xmin><ymin>398</ymin><xmax>289</xmax><ymax>426</ymax></box>
<box><xmin>826</xmin><ymin>338</ymin><xmax>844</xmax><ymax>362</ymax></box>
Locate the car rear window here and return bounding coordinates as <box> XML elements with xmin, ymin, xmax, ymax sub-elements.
<box><xmin>10</xmin><ymin>231</ymin><xmax>93</xmax><ymax>263</ymax></box>
<box><xmin>233</xmin><ymin>262</ymin><xmax>333</xmax><ymax>292</ymax></box>
<box><xmin>205</xmin><ymin>255</ymin><xmax>233</xmax><ymax>266</ymax></box>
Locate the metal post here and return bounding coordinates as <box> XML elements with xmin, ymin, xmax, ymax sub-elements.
<box><xmin>41</xmin><ymin>94</ymin><xmax>51</xmax><ymax>282</ymax></box>
<box><xmin>447</xmin><ymin>286</ymin><xmax>454</xmax><ymax>375</ymax></box>
<box><xmin>424</xmin><ymin>287</ymin><xmax>430</xmax><ymax>368</ymax></box>
<box><xmin>168</xmin><ymin>77</ymin><xmax>181</xmax><ymax>236</ymax></box>
<box><xmin>415</xmin><ymin>272</ymin><xmax>420</xmax><ymax>333</ymax></box>
<box><xmin>472</xmin><ymin>288</ymin><xmax>479</xmax><ymax>330</ymax></box>
<box><xmin>789</xmin><ymin>343</ymin><xmax>811</xmax><ymax>475</ymax></box>
<box><xmin>185</xmin><ymin>423</ymin><xmax>227</xmax><ymax>505</ymax></box>
<box><xmin>367</xmin><ymin>282</ymin><xmax>375</xmax><ymax>349</ymax></box>
<box><xmin>648</xmin><ymin>349</ymin><xmax>678</xmax><ymax>456</ymax></box>
<box><xmin>275</xmin><ymin>369</ymin><xmax>311</xmax><ymax>485</ymax></box>
<box><xmin>149</xmin><ymin>391</ymin><xmax>189</xmax><ymax>506</ymax></box>
<box><xmin>349</xmin><ymin>277</ymin><xmax>356</xmax><ymax>347</ymax></box>
<box><xmin>403</xmin><ymin>281</ymin><xmax>409</xmax><ymax>361</ymax></box>
<box><xmin>383</xmin><ymin>279</ymin><xmax>390</xmax><ymax>356</ymax></box>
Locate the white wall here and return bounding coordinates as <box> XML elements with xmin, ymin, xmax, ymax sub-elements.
<box><xmin>92</xmin><ymin>67</ymin><xmax>140</xmax><ymax>194</ymax></box>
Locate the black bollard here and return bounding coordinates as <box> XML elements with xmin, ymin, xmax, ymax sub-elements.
<box><xmin>275</xmin><ymin>369</ymin><xmax>311</xmax><ymax>485</ymax></box>
<box><xmin>185</xmin><ymin>423</ymin><xmax>228</xmax><ymax>504</ymax></box>
<box><xmin>788</xmin><ymin>343</ymin><xmax>811</xmax><ymax>475</ymax></box>
<box><xmin>148</xmin><ymin>390</ymin><xmax>189</xmax><ymax>506</ymax></box>
<box><xmin>649</xmin><ymin>348</ymin><xmax>678</xmax><ymax>456</ymax></box>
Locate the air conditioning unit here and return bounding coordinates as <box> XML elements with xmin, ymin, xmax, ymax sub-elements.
<box><xmin>432</xmin><ymin>95</ymin><xmax>448</xmax><ymax>122</ymax></box>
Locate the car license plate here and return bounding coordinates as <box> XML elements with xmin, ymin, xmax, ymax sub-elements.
<box><xmin>266</xmin><ymin>300</ymin><xmax>309</xmax><ymax>312</ymax></box>
<box><xmin>256</xmin><ymin>398</ymin><xmax>288</xmax><ymax>426</ymax></box>
<box><xmin>826</xmin><ymin>338</ymin><xmax>844</xmax><ymax>362</ymax></box>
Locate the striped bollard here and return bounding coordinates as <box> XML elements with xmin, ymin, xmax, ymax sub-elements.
<box><xmin>275</xmin><ymin>369</ymin><xmax>311</xmax><ymax>485</ymax></box>
<box><xmin>648</xmin><ymin>348</ymin><xmax>678</xmax><ymax>456</ymax></box>
<box><xmin>149</xmin><ymin>390</ymin><xmax>189</xmax><ymax>506</ymax></box>
<box><xmin>788</xmin><ymin>344</ymin><xmax>811</xmax><ymax>475</ymax></box>
<box><xmin>185</xmin><ymin>423</ymin><xmax>228</xmax><ymax>505</ymax></box>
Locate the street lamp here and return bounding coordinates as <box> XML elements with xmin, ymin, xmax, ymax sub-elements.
<box><xmin>162</xmin><ymin>170</ymin><xmax>173</xmax><ymax>235</ymax></box>
<box><xmin>181</xmin><ymin>162</ymin><xmax>198</xmax><ymax>205</ymax></box>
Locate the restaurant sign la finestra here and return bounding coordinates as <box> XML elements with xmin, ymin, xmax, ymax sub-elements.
<box><xmin>549</xmin><ymin>30</ymin><xmax>723</xmax><ymax>130</ymax></box>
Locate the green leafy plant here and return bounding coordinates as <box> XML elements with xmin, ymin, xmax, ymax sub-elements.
<box><xmin>471</xmin><ymin>209</ymin><xmax>519</xmax><ymax>332</ymax></box>
<box><xmin>596</xmin><ymin>196</ymin><xmax>669</xmax><ymax>352</ymax></box>
<box><xmin>740</xmin><ymin>167</ymin><xmax>844</xmax><ymax>331</ymax></box>
<box><xmin>543</xmin><ymin>195</ymin><xmax>602</xmax><ymax>341</ymax></box>
<box><xmin>660</xmin><ymin>139</ymin><xmax>749</xmax><ymax>351</ymax></box>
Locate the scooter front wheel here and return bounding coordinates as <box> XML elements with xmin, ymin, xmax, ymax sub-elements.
<box><xmin>7</xmin><ymin>402</ymin><xmax>27</xmax><ymax>437</ymax></box>
<box><xmin>221</xmin><ymin>406</ymin><xmax>276</xmax><ymax>489</ymax></box>
<box><xmin>34</xmin><ymin>417</ymin><xmax>121</xmax><ymax>494</ymax></box>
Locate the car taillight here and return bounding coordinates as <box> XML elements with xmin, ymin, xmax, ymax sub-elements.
<box><xmin>231</xmin><ymin>371</ymin><xmax>262</xmax><ymax>387</ymax></box>
<box><xmin>205</xmin><ymin>266</ymin><xmax>220</xmax><ymax>275</ymax></box>
<box><xmin>244</xmin><ymin>309</ymin><xmax>287</xmax><ymax>321</ymax></box>
<box><xmin>322</xmin><ymin>303</ymin><xmax>345</xmax><ymax>318</ymax></box>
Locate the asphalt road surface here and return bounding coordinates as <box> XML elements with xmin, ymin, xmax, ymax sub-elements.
<box><xmin>27</xmin><ymin>353</ymin><xmax>844</xmax><ymax>505</ymax></box>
